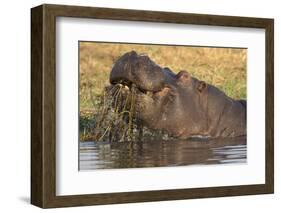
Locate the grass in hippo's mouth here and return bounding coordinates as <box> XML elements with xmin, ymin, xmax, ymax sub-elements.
<box><xmin>79</xmin><ymin>84</ymin><xmax>173</xmax><ymax>142</ymax></box>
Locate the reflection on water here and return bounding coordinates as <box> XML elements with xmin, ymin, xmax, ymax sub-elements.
<box><xmin>79</xmin><ymin>136</ymin><xmax>246</xmax><ymax>170</ymax></box>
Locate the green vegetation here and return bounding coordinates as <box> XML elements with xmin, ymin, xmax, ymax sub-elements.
<box><xmin>79</xmin><ymin>42</ymin><xmax>247</xmax><ymax>141</ymax></box>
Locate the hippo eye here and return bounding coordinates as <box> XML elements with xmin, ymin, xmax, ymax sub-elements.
<box><xmin>176</xmin><ymin>70</ymin><xmax>191</xmax><ymax>85</ymax></box>
<box><xmin>177</xmin><ymin>70</ymin><xmax>190</xmax><ymax>79</ymax></box>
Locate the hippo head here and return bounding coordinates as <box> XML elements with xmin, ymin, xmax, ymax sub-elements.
<box><xmin>109</xmin><ymin>51</ymin><xmax>246</xmax><ymax>138</ymax></box>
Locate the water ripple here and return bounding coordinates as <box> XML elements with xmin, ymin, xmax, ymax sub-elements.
<box><xmin>79</xmin><ymin>136</ymin><xmax>247</xmax><ymax>170</ymax></box>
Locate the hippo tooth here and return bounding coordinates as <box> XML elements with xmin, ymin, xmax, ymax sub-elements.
<box><xmin>124</xmin><ymin>85</ymin><xmax>129</xmax><ymax>90</ymax></box>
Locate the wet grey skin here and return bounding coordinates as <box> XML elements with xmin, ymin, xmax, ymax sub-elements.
<box><xmin>109</xmin><ymin>51</ymin><xmax>246</xmax><ymax>139</ymax></box>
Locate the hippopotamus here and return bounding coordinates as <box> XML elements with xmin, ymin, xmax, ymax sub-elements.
<box><xmin>109</xmin><ymin>51</ymin><xmax>246</xmax><ymax>139</ymax></box>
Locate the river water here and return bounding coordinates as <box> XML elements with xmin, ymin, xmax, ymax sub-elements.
<box><xmin>79</xmin><ymin>136</ymin><xmax>246</xmax><ymax>170</ymax></box>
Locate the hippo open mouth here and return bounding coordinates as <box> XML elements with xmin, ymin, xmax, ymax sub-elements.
<box><xmin>109</xmin><ymin>51</ymin><xmax>246</xmax><ymax>139</ymax></box>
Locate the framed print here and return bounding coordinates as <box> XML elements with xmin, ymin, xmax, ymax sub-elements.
<box><xmin>31</xmin><ymin>4</ymin><xmax>274</xmax><ymax>208</ymax></box>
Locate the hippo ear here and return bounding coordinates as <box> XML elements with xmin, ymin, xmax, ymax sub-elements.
<box><xmin>177</xmin><ymin>70</ymin><xmax>191</xmax><ymax>82</ymax></box>
<box><xmin>197</xmin><ymin>81</ymin><xmax>207</xmax><ymax>92</ymax></box>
